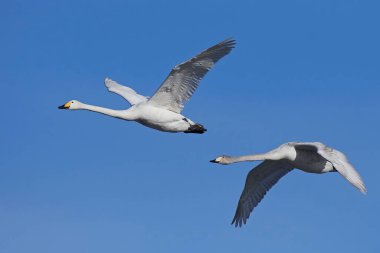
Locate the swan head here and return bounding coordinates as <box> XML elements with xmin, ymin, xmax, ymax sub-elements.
<box><xmin>210</xmin><ymin>155</ymin><xmax>230</xmax><ymax>165</ymax></box>
<box><xmin>58</xmin><ymin>100</ymin><xmax>81</xmax><ymax>110</ymax></box>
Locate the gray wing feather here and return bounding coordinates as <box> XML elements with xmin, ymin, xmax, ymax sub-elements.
<box><xmin>232</xmin><ymin>160</ymin><xmax>293</xmax><ymax>227</ymax></box>
<box><xmin>148</xmin><ymin>38</ymin><xmax>236</xmax><ymax>113</ymax></box>
<box><xmin>295</xmin><ymin>142</ymin><xmax>367</xmax><ymax>194</ymax></box>
<box><xmin>104</xmin><ymin>77</ymin><xmax>147</xmax><ymax>105</ymax></box>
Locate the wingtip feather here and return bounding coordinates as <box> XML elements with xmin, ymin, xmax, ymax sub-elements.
<box><xmin>221</xmin><ymin>37</ymin><xmax>236</xmax><ymax>46</ymax></box>
<box><xmin>104</xmin><ymin>76</ymin><xmax>112</xmax><ymax>85</ymax></box>
<box><xmin>359</xmin><ymin>185</ymin><xmax>367</xmax><ymax>194</ymax></box>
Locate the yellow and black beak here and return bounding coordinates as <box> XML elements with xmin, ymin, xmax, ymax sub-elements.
<box><xmin>58</xmin><ymin>102</ymin><xmax>71</xmax><ymax>109</ymax></box>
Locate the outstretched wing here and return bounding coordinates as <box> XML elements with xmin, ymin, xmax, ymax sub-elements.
<box><xmin>148</xmin><ymin>38</ymin><xmax>236</xmax><ymax>113</ymax></box>
<box><xmin>295</xmin><ymin>142</ymin><xmax>367</xmax><ymax>194</ymax></box>
<box><xmin>232</xmin><ymin>160</ymin><xmax>293</xmax><ymax>227</ymax></box>
<box><xmin>104</xmin><ymin>77</ymin><xmax>148</xmax><ymax>105</ymax></box>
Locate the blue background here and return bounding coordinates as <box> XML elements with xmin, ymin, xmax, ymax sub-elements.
<box><xmin>1</xmin><ymin>0</ymin><xmax>379</xmax><ymax>252</ymax></box>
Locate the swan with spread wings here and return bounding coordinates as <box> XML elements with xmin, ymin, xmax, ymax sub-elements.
<box><xmin>58</xmin><ymin>38</ymin><xmax>235</xmax><ymax>133</ymax></box>
<box><xmin>210</xmin><ymin>142</ymin><xmax>367</xmax><ymax>227</ymax></box>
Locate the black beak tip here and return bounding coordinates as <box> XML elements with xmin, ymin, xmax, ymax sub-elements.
<box><xmin>210</xmin><ymin>159</ymin><xmax>217</xmax><ymax>163</ymax></box>
<box><xmin>58</xmin><ymin>105</ymin><xmax>66</xmax><ymax>109</ymax></box>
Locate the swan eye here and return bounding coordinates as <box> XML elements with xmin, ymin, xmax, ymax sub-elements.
<box><xmin>71</xmin><ymin>101</ymin><xmax>74</xmax><ymax>103</ymax></box>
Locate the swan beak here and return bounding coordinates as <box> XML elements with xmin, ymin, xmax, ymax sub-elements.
<box><xmin>210</xmin><ymin>159</ymin><xmax>218</xmax><ymax>163</ymax></box>
<box><xmin>58</xmin><ymin>102</ymin><xmax>70</xmax><ymax>109</ymax></box>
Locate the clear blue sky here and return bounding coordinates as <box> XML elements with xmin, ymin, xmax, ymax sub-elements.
<box><xmin>1</xmin><ymin>0</ymin><xmax>379</xmax><ymax>252</ymax></box>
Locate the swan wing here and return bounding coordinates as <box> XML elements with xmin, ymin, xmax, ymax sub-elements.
<box><xmin>148</xmin><ymin>38</ymin><xmax>235</xmax><ymax>113</ymax></box>
<box><xmin>232</xmin><ymin>160</ymin><xmax>293</xmax><ymax>227</ymax></box>
<box><xmin>295</xmin><ymin>142</ymin><xmax>366</xmax><ymax>193</ymax></box>
<box><xmin>104</xmin><ymin>77</ymin><xmax>148</xmax><ymax>105</ymax></box>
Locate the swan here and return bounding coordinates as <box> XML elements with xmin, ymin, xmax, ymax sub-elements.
<box><xmin>58</xmin><ymin>38</ymin><xmax>235</xmax><ymax>134</ymax></box>
<box><xmin>210</xmin><ymin>142</ymin><xmax>366</xmax><ymax>227</ymax></box>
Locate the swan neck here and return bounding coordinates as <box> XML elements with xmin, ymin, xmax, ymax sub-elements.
<box><xmin>226</xmin><ymin>153</ymin><xmax>268</xmax><ymax>163</ymax></box>
<box><xmin>80</xmin><ymin>103</ymin><xmax>129</xmax><ymax>119</ymax></box>
<box><xmin>226</xmin><ymin>150</ymin><xmax>285</xmax><ymax>164</ymax></box>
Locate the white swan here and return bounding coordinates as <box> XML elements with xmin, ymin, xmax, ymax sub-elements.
<box><xmin>58</xmin><ymin>39</ymin><xmax>235</xmax><ymax>134</ymax></box>
<box><xmin>210</xmin><ymin>142</ymin><xmax>366</xmax><ymax>227</ymax></box>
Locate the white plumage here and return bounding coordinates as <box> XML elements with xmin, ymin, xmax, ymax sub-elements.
<box><xmin>104</xmin><ymin>77</ymin><xmax>147</xmax><ymax>105</ymax></box>
<box><xmin>59</xmin><ymin>38</ymin><xmax>235</xmax><ymax>134</ymax></box>
<box><xmin>210</xmin><ymin>142</ymin><xmax>366</xmax><ymax>227</ymax></box>
<box><xmin>149</xmin><ymin>39</ymin><xmax>235</xmax><ymax>113</ymax></box>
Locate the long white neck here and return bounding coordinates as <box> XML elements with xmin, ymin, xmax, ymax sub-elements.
<box><xmin>79</xmin><ymin>103</ymin><xmax>134</xmax><ymax>120</ymax></box>
<box><xmin>225</xmin><ymin>150</ymin><xmax>285</xmax><ymax>164</ymax></box>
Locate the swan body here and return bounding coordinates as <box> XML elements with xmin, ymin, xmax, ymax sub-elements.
<box><xmin>131</xmin><ymin>102</ymin><xmax>197</xmax><ymax>132</ymax></box>
<box><xmin>63</xmin><ymin>100</ymin><xmax>194</xmax><ymax>132</ymax></box>
<box><xmin>58</xmin><ymin>38</ymin><xmax>235</xmax><ymax>134</ymax></box>
<box><xmin>210</xmin><ymin>142</ymin><xmax>366</xmax><ymax>227</ymax></box>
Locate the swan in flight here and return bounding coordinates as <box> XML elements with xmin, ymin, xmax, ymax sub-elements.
<box><xmin>210</xmin><ymin>142</ymin><xmax>367</xmax><ymax>227</ymax></box>
<box><xmin>58</xmin><ymin>38</ymin><xmax>235</xmax><ymax>134</ymax></box>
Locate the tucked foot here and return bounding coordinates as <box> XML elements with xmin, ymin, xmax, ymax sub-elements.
<box><xmin>184</xmin><ymin>124</ymin><xmax>207</xmax><ymax>134</ymax></box>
